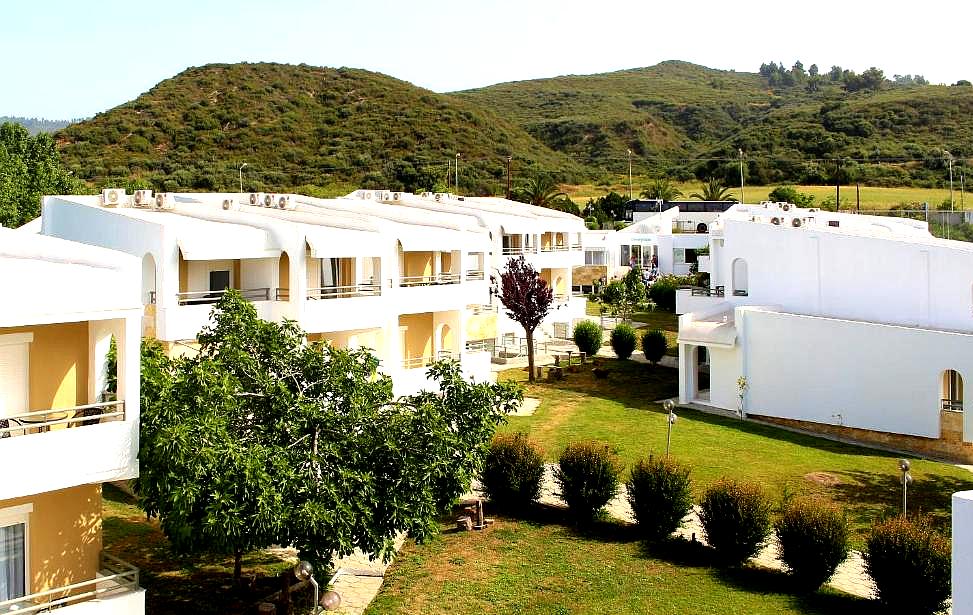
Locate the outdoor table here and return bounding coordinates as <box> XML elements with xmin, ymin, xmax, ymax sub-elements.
<box><xmin>18</xmin><ymin>410</ymin><xmax>69</xmax><ymax>434</ymax></box>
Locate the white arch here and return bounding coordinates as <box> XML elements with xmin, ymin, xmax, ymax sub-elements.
<box><xmin>732</xmin><ymin>258</ymin><xmax>749</xmax><ymax>296</ymax></box>
<box><xmin>141</xmin><ymin>253</ymin><xmax>157</xmax><ymax>305</ymax></box>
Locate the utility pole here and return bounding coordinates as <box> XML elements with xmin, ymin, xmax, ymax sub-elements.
<box><xmin>835</xmin><ymin>158</ymin><xmax>841</xmax><ymax>213</ymax></box>
<box><xmin>962</xmin><ymin>172</ymin><xmax>966</xmax><ymax>210</ymax></box>
<box><xmin>455</xmin><ymin>153</ymin><xmax>461</xmax><ymax>193</ymax></box>
<box><xmin>506</xmin><ymin>156</ymin><xmax>512</xmax><ymax>199</ymax></box>
<box><xmin>856</xmin><ymin>183</ymin><xmax>860</xmax><ymax>214</ymax></box>
<box><xmin>627</xmin><ymin>149</ymin><xmax>633</xmax><ymax>200</ymax></box>
<box><xmin>738</xmin><ymin>149</ymin><xmax>745</xmax><ymax>204</ymax></box>
<box><xmin>446</xmin><ymin>159</ymin><xmax>451</xmax><ymax>189</ymax></box>
<box><xmin>945</xmin><ymin>150</ymin><xmax>955</xmax><ymax>240</ymax></box>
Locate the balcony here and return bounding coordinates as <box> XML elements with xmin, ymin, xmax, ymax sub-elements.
<box><xmin>176</xmin><ymin>287</ymin><xmax>271</xmax><ymax>306</ymax></box>
<box><xmin>0</xmin><ymin>553</ymin><xmax>142</xmax><ymax>614</ymax></box>
<box><xmin>501</xmin><ymin>246</ymin><xmax>532</xmax><ymax>256</ymax></box>
<box><xmin>0</xmin><ymin>401</ymin><xmax>124</xmax><ymax>438</ymax></box>
<box><xmin>465</xmin><ymin>269</ymin><xmax>485</xmax><ymax>281</ymax></box>
<box><xmin>676</xmin><ymin>287</ymin><xmax>730</xmax><ymax>315</ymax></box>
<box><xmin>399</xmin><ymin>273</ymin><xmax>461</xmax><ymax>287</ymax></box>
<box><xmin>942</xmin><ymin>399</ymin><xmax>964</xmax><ymax>412</ymax></box>
<box><xmin>306</xmin><ymin>283</ymin><xmax>381</xmax><ymax>300</ymax></box>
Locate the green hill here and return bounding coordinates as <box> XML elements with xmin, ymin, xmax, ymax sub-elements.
<box><xmin>57</xmin><ymin>63</ymin><xmax>584</xmax><ymax>195</ymax></box>
<box><xmin>457</xmin><ymin>60</ymin><xmax>973</xmax><ymax>188</ymax></box>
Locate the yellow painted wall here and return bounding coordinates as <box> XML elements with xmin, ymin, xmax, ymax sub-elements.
<box><xmin>309</xmin><ymin>329</ymin><xmax>385</xmax><ymax>355</ymax></box>
<box><xmin>465</xmin><ymin>313</ymin><xmax>498</xmax><ymax>341</ymax></box>
<box><xmin>541</xmin><ymin>232</ymin><xmax>552</xmax><ymax>249</ymax></box>
<box><xmin>398</xmin><ymin>313</ymin><xmax>433</xmax><ymax>360</ymax></box>
<box><xmin>178</xmin><ymin>251</ymin><xmax>188</xmax><ymax>294</ymax></box>
<box><xmin>403</xmin><ymin>252</ymin><xmax>433</xmax><ymax>278</ymax></box>
<box><xmin>540</xmin><ymin>268</ymin><xmax>552</xmax><ymax>287</ymax></box>
<box><xmin>233</xmin><ymin>260</ymin><xmax>241</xmax><ymax>289</ymax></box>
<box><xmin>0</xmin><ymin>484</ymin><xmax>102</xmax><ymax>595</ymax></box>
<box><xmin>0</xmin><ymin>322</ymin><xmax>89</xmax><ymax>411</ymax></box>
<box><xmin>439</xmin><ymin>323</ymin><xmax>454</xmax><ymax>353</ymax></box>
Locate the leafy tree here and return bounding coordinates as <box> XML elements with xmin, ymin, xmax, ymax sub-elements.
<box><xmin>513</xmin><ymin>175</ymin><xmax>569</xmax><ymax>209</ymax></box>
<box><xmin>0</xmin><ymin>122</ymin><xmax>84</xmax><ymax>228</ymax></box>
<box><xmin>494</xmin><ymin>256</ymin><xmax>553</xmax><ymax>383</ymax></box>
<box><xmin>137</xmin><ymin>291</ymin><xmax>521</xmax><ymax>582</ymax></box>
<box><xmin>768</xmin><ymin>185</ymin><xmax>815</xmax><ymax>207</ymax></box>
<box><xmin>689</xmin><ymin>177</ymin><xmax>735</xmax><ymax>201</ymax></box>
<box><xmin>640</xmin><ymin>178</ymin><xmax>683</xmax><ymax>201</ymax></box>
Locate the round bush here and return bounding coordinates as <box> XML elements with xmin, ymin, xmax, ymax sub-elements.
<box><xmin>865</xmin><ymin>516</ymin><xmax>951</xmax><ymax>614</ymax></box>
<box><xmin>648</xmin><ymin>275</ymin><xmax>680</xmax><ymax>312</ymax></box>
<box><xmin>554</xmin><ymin>441</ymin><xmax>623</xmax><ymax>522</ymax></box>
<box><xmin>626</xmin><ymin>456</ymin><xmax>693</xmax><ymax>541</ymax></box>
<box><xmin>480</xmin><ymin>433</ymin><xmax>545</xmax><ymax>511</ymax></box>
<box><xmin>610</xmin><ymin>323</ymin><xmax>637</xmax><ymax>359</ymax></box>
<box><xmin>573</xmin><ymin>320</ymin><xmax>603</xmax><ymax>357</ymax></box>
<box><xmin>641</xmin><ymin>330</ymin><xmax>668</xmax><ymax>364</ymax></box>
<box><xmin>774</xmin><ymin>498</ymin><xmax>849</xmax><ymax>591</ymax></box>
<box><xmin>698</xmin><ymin>479</ymin><xmax>772</xmax><ymax>566</ymax></box>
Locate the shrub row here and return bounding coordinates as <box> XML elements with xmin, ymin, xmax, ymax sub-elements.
<box><xmin>480</xmin><ymin>436</ymin><xmax>950</xmax><ymax>610</ymax></box>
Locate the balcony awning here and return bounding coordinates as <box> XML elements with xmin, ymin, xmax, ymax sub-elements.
<box><xmin>306</xmin><ymin>227</ymin><xmax>384</xmax><ymax>258</ymax></box>
<box><xmin>398</xmin><ymin>226</ymin><xmax>487</xmax><ymax>252</ymax></box>
<box><xmin>677</xmin><ymin>319</ymin><xmax>737</xmax><ymax>348</ymax></box>
<box><xmin>178</xmin><ymin>228</ymin><xmax>280</xmax><ymax>261</ymax></box>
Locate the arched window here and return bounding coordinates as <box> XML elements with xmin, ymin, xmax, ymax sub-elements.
<box><xmin>141</xmin><ymin>253</ymin><xmax>157</xmax><ymax>305</ymax></box>
<box><xmin>732</xmin><ymin>258</ymin><xmax>749</xmax><ymax>297</ymax></box>
<box><xmin>942</xmin><ymin>370</ymin><xmax>964</xmax><ymax>412</ymax></box>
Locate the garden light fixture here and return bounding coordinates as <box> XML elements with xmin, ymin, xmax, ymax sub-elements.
<box><xmin>663</xmin><ymin>399</ymin><xmax>677</xmax><ymax>457</ymax></box>
<box><xmin>294</xmin><ymin>560</ymin><xmax>320</xmax><ymax>614</ymax></box>
<box><xmin>898</xmin><ymin>458</ymin><xmax>912</xmax><ymax>517</ymax></box>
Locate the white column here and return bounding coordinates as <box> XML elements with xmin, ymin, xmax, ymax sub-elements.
<box><xmin>678</xmin><ymin>343</ymin><xmax>692</xmax><ymax>404</ymax></box>
<box><xmin>953</xmin><ymin>491</ymin><xmax>973</xmax><ymax>614</ymax></box>
<box><xmin>88</xmin><ymin>320</ymin><xmax>115</xmax><ymax>404</ymax></box>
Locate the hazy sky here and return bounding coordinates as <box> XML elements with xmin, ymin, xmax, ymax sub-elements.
<box><xmin>5</xmin><ymin>0</ymin><xmax>972</xmax><ymax>119</ymax></box>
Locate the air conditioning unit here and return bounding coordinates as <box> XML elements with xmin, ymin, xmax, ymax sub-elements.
<box><xmin>434</xmin><ymin>193</ymin><xmax>443</xmax><ymax>202</ymax></box>
<box><xmin>808</xmin><ymin>208</ymin><xmax>818</xmax><ymax>213</ymax></box>
<box><xmin>249</xmin><ymin>192</ymin><xmax>263</xmax><ymax>206</ymax></box>
<box><xmin>392</xmin><ymin>192</ymin><xmax>401</xmax><ymax>201</ymax></box>
<box><xmin>277</xmin><ymin>195</ymin><xmax>291</xmax><ymax>209</ymax></box>
<box><xmin>791</xmin><ymin>217</ymin><xmax>803</xmax><ymax>228</ymax></box>
<box><xmin>154</xmin><ymin>193</ymin><xmax>175</xmax><ymax>210</ymax></box>
<box><xmin>132</xmin><ymin>189</ymin><xmax>154</xmax><ymax>207</ymax></box>
<box><xmin>770</xmin><ymin>216</ymin><xmax>781</xmax><ymax>226</ymax></box>
<box><xmin>263</xmin><ymin>193</ymin><xmax>276</xmax><ymax>207</ymax></box>
<box><xmin>359</xmin><ymin>190</ymin><xmax>373</xmax><ymax>200</ymax></box>
<box><xmin>420</xmin><ymin>192</ymin><xmax>433</xmax><ymax>199</ymax></box>
<box><xmin>101</xmin><ymin>188</ymin><xmax>126</xmax><ymax>207</ymax></box>
<box><xmin>222</xmin><ymin>198</ymin><xmax>238</xmax><ymax>211</ymax></box>
<box><xmin>382</xmin><ymin>191</ymin><xmax>392</xmax><ymax>201</ymax></box>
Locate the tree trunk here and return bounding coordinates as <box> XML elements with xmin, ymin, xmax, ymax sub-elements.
<box><xmin>234</xmin><ymin>548</ymin><xmax>243</xmax><ymax>584</ymax></box>
<box><xmin>526</xmin><ymin>328</ymin><xmax>536</xmax><ymax>383</ymax></box>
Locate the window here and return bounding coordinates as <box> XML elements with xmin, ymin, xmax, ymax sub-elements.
<box><xmin>685</xmin><ymin>249</ymin><xmax>698</xmax><ymax>264</ymax></box>
<box><xmin>209</xmin><ymin>270</ymin><xmax>230</xmax><ymax>292</ymax></box>
<box><xmin>584</xmin><ymin>250</ymin><xmax>606</xmax><ymax>265</ymax></box>
<box><xmin>673</xmin><ymin>248</ymin><xmax>686</xmax><ymax>264</ymax></box>
<box><xmin>732</xmin><ymin>258</ymin><xmax>749</xmax><ymax>296</ymax></box>
<box><xmin>619</xmin><ymin>245</ymin><xmax>630</xmax><ymax>266</ymax></box>
<box><xmin>0</xmin><ymin>504</ymin><xmax>31</xmax><ymax>602</ymax></box>
<box><xmin>0</xmin><ymin>334</ymin><xmax>31</xmax><ymax>420</ymax></box>
<box><xmin>942</xmin><ymin>370</ymin><xmax>964</xmax><ymax>411</ymax></box>
<box><xmin>828</xmin><ymin>220</ymin><xmax>840</xmax><ymax>228</ymax></box>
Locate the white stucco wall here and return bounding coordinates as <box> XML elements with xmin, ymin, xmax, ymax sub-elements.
<box><xmin>740</xmin><ymin>308</ymin><xmax>973</xmax><ymax>439</ymax></box>
<box><xmin>954</xmin><ymin>491</ymin><xmax>973</xmax><ymax>615</ymax></box>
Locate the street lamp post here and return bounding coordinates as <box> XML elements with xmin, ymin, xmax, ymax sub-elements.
<box><xmin>239</xmin><ymin>163</ymin><xmax>248</xmax><ymax>193</ymax></box>
<box><xmin>738</xmin><ymin>149</ymin><xmax>745</xmax><ymax>204</ymax></box>
<box><xmin>898</xmin><ymin>459</ymin><xmax>913</xmax><ymax>518</ymax></box>
<box><xmin>663</xmin><ymin>399</ymin><xmax>677</xmax><ymax>457</ymax></box>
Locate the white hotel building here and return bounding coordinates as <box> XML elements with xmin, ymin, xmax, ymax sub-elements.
<box><xmin>676</xmin><ymin>202</ymin><xmax>973</xmax><ymax>459</ymax></box>
<box><xmin>0</xmin><ymin>229</ymin><xmax>145</xmax><ymax>613</ymax></box>
<box><xmin>41</xmin><ymin>189</ymin><xmax>586</xmax><ymax>395</ymax></box>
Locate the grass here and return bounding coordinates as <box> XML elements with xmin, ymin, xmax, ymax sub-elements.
<box><xmin>102</xmin><ymin>484</ymin><xmax>301</xmax><ymax>615</ymax></box>
<box><xmin>369</xmin><ymin>509</ymin><xmax>878</xmax><ymax>615</ymax></box>
<box><xmin>497</xmin><ymin>360</ymin><xmax>973</xmax><ymax>543</ymax></box>
<box><xmin>565</xmin><ymin>179</ymin><xmax>967</xmax><ymax>210</ymax></box>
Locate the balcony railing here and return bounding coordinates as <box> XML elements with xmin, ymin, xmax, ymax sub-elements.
<box><xmin>0</xmin><ymin>401</ymin><xmax>125</xmax><ymax>438</ymax></box>
<box><xmin>553</xmin><ymin>293</ymin><xmax>571</xmax><ymax>304</ymax></box>
<box><xmin>401</xmin><ymin>351</ymin><xmax>457</xmax><ymax>369</ymax></box>
<box><xmin>942</xmin><ymin>398</ymin><xmax>964</xmax><ymax>412</ymax></box>
<box><xmin>465</xmin><ymin>270</ymin><xmax>486</xmax><ymax>281</ymax></box>
<box><xmin>0</xmin><ymin>552</ymin><xmax>139</xmax><ymax>614</ymax></box>
<box><xmin>399</xmin><ymin>273</ymin><xmax>462</xmax><ymax>287</ymax></box>
<box><xmin>176</xmin><ymin>287</ymin><xmax>271</xmax><ymax>305</ymax></box>
<box><xmin>469</xmin><ymin>304</ymin><xmax>499</xmax><ymax>315</ymax></box>
<box><xmin>307</xmin><ymin>284</ymin><xmax>381</xmax><ymax>300</ymax></box>
<box><xmin>540</xmin><ymin>245</ymin><xmax>570</xmax><ymax>252</ymax></box>
<box><xmin>689</xmin><ymin>286</ymin><xmax>726</xmax><ymax>297</ymax></box>
<box><xmin>502</xmin><ymin>246</ymin><xmax>531</xmax><ymax>255</ymax></box>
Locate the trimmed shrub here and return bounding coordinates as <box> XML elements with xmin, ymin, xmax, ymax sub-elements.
<box><xmin>610</xmin><ymin>323</ymin><xmax>637</xmax><ymax>359</ymax></box>
<box><xmin>480</xmin><ymin>433</ymin><xmax>545</xmax><ymax>511</ymax></box>
<box><xmin>573</xmin><ymin>320</ymin><xmax>603</xmax><ymax>357</ymax></box>
<box><xmin>648</xmin><ymin>275</ymin><xmax>680</xmax><ymax>312</ymax></box>
<box><xmin>626</xmin><ymin>456</ymin><xmax>693</xmax><ymax>541</ymax></box>
<box><xmin>641</xmin><ymin>329</ymin><xmax>668</xmax><ymax>364</ymax></box>
<box><xmin>774</xmin><ymin>498</ymin><xmax>849</xmax><ymax>591</ymax></box>
<box><xmin>698</xmin><ymin>479</ymin><xmax>772</xmax><ymax>565</ymax></box>
<box><xmin>864</xmin><ymin>516</ymin><xmax>951</xmax><ymax>614</ymax></box>
<box><xmin>554</xmin><ymin>441</ymin><xmax>623</xmax><ymax>522</ymax></box>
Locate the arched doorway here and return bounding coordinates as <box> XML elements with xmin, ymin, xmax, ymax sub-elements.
<box><xmin>941</xmin><ymin>369</ymin><xmax>964</xmax><ymax>441</ymax></box>
<box><xmin>437</xmin><ymin>323</ymin><xmax>453</xmax><ymax>359</ymax></box>
<box><xmin>732</xmin><ymin>258</ymin><xmax>749</xmax><ymax>296</ymax></box>
<box><xmin>278</xmin><ymin>252</ymin><xmax>290</xmax><ymax>301</ymax></box>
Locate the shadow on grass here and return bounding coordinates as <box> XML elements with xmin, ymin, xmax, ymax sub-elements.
<box><xmin>637</xmin><ymin>536</ymin><xmax>877</xmax><ymax>615</ymax></box>
<box><xmin>479</xmin><ymin>501</ymin><xmax>640</xmax><ymax>545</ymax></box>
<box><xmin>829</xmin><ymin>469</ymin><xmax>973</xmax><ymax>533</ymax></box>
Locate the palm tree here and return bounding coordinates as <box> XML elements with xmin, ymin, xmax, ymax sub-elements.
<box><xmin>513</xmin><ymin>176</ymin><xmax>570</xmax><ymax>209</ymax></box>
<box><xmin>690</xmin><ymin>178</ymin><xmax>735</xmax><ymax>201</ymax></box>
<box><xmin>639</xmin><ymin>178</ymin><xmax>683</xmax><ymax>202</ymax></box>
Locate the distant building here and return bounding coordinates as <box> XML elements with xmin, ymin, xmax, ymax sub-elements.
<box><xmin>626</xmin><ymin>199</ymin><xmax>737</xmax><ymax>229</ymax></box>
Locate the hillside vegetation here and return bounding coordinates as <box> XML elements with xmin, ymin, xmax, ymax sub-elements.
<box><xmin>57</xmin><ymin>63</ymin><xmax>582</xmax><ymax>194</ymax></box>
<box><xmin>56</xmin><ymin>60</ymin><xmax>972</xmax><ymax>193</ymax></box>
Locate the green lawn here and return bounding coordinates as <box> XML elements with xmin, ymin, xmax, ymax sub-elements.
<box><xmin>497</xmin><ymin>360</ymin><xmax>973</xmax><ymax>541</ymax></box>
<box><xmin>586</xmin><ymin>301</ymin><xmax>681</xmax><ymax>357</ymax></box>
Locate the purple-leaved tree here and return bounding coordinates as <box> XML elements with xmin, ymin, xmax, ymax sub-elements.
<box><xmin>494</xmin><ymin>256</ymin><xmax>553</xmax><ymax>383</ymax></box>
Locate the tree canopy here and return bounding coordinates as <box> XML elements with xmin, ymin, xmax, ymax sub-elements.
<box><xmin>689</xmin><ymin>177</ymin><xmax>735</xmax><ymax>201</ymax></box>
<box><xmin>640</xmin><ymin>178</ymin><xmax>683</xmax><ymax>202</ymax></box>
<box><xmin>0</xmin><ymin>122</ymin><xmax>84</xmax><ymax>228</ymax></box>
<box><xmin>137</xmin><ymin>291</ymin><xmax>522</xmax><ymax>579</ymax></box>
<box><xmin>494</xmin><ymin>256</ymin><xmax>553</xmax><ymax>383</ymax></box>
